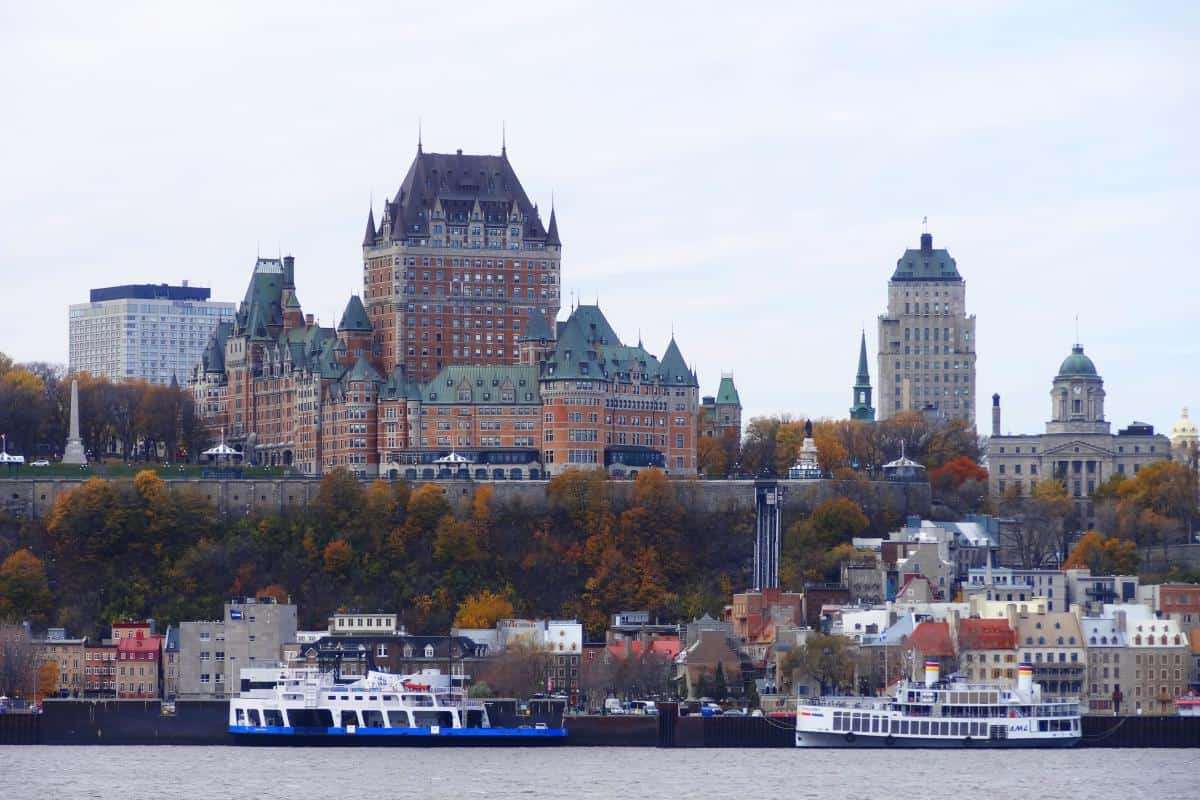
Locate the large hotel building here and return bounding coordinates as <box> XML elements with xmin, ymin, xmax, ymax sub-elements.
<box><xmin>70</xmin><ymin>283</ymin><xmax>234</xmax><ymax>385</ymax></box>
<box><xmin>190</xmin><ymin>145</ymin><xmax>736</xmax><ymax>478</ymax></box>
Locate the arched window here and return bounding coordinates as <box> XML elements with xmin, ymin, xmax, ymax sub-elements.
<box><xmin>424</xmin><ymin>644</ymin><xmax>434</xmax><ymax>658</ymax></box>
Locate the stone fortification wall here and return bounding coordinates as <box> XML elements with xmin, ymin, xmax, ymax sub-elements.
<box><xmin>0</xmin><ymin>476</ymin><xmax>928</xmax><ymax>521</ymax></box>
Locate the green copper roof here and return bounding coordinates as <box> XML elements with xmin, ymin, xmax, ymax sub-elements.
<box><xmin>520</xmin><ymin>310</ymin><xmax>554</xmax><ymax>341</ymax></box>
<box><xmin>716</xmin><ymin>375</ymin><xmax>740</xmax><ymax>406</ymax></box>
<box><xmin>421</xmin><ymin>365</ymin><xmax>540</xmax><ymax>404</ymax></box>
<box><xmin>660</xmin><ymin>337</ymin><xmax>692</xmax><ymax>385</ymax></box>
<box><xmin>1057</xmin><ymin>344</ymin><xmax>1098</xmax><ymax>378</ymax></box>
<box><xmin>542</xmin><ymin>305</ymin><xmax>698</xmax><ymax>388</ymax></box>
<box><xmin>236</xmin><ymin>258</ymin><xmax>286</xmax><ymax>339</ymax></box>
<box><xmin>890</xmin><ymin>232</ymin><xmax>962</xmax><ymax>282</ymax></box>
<box><xmin>850</xmin><ymin>330</ymin><xmax>875</xmax><ymax>421</ymax></box>
<box><xmin>855</xmin><ymin>330</ymin><xmax>871</xmax><ymax>386</ymax></box>
<box><xmin>346</xmin><ymin>354</ymin><xmax>383</xmax><ymax>384</ymax></box>
<box><xmin>338</xmin><ymin>295</ymin><xmax>372</xmax><ymax>332</ymax></box>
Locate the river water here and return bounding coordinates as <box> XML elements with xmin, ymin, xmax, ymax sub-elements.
<box><xmin>1</xmin><ymin>746</ymin><xmax>1192</xmax><ymax>799</ymax></box>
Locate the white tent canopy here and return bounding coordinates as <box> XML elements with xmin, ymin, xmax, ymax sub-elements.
<box><xmin>203</xmin><ymin>442</ymin><xmax>242</xmax><ymax>457</ymax></box>
<box><xmin>433</xmin><ymin>452</ymin><xmax>472</xmax><ymax>465</ymax></box>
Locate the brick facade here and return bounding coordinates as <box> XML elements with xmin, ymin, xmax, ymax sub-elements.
<box><xmin>190</xmin><ymin>146</ymin><xmax>714</xmax><ymax>478</ymax></box>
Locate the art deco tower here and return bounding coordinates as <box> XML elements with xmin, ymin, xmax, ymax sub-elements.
<box><xmin>877</xmin><ymin>230</ymin><xmax>976</xmax><ymax>425</ymax></box>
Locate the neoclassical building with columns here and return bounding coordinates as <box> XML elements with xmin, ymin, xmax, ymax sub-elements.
<box><xmin>987</xmin><ymin>343</ymin><xmax>1171</xmax><ymax>529</ymax></box>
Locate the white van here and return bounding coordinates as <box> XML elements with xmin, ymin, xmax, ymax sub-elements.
<box><xmin>628</xmin><ymin>700</ymin><xmax>658</xmax><ymax>716</ymax></box>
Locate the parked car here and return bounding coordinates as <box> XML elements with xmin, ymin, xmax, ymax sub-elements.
<box><xmin>30</xmin><ymin>460</ymin><xmax>50</xmax><ymax>467</ymax></box>
<box><xmin>628</xmin><ymin>700</ymin><xmax>658</xmax><ymax>716</ymax></box>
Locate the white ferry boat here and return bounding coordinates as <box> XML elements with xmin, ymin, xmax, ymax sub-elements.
<box><xmin>795</xmin><ymin>661</ymin><xmax>1080</xmax><ymax>748</ymax></box>
<box><xmin>229</xmin><ymin>666</ymin><xmax>566</xmax><ymax>745</ymax></box>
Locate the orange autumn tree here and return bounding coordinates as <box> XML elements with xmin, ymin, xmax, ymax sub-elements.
<box><xmin>453</xmin><ymin>589</ymin><xmax>516</xmax><ymax>629</ymax></box>
<box><xmin>928</xmin><ymin>455</ymin><xmax>988</xmax><ymax>490</ymax></box>
<box><xmin>1062</xmin><ymin>531</ymin><xmax>1139</xmax><ymax>576</ymax></box>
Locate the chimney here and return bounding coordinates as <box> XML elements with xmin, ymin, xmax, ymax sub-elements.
<box><xmin>283</xmin><ymin>255</ymin><xmax>296</xmax><ymax>288</ymax></box>
<box><xmin>992</xmin><ymin>393</ymin><xmax>1001</xmax><ymax>437</ymax></box>
<box><xmin>920</xmin><ymin>232</ymin><xmax>933</xmax><ymax>254</ymax></box>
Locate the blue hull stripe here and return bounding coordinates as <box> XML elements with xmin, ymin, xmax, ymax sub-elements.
<box><xmin>229</xmin><ymin>725</ymin><xmax>566</xmax><ymax>739</ymax></box>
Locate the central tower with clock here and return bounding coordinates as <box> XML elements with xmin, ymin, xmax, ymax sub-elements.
<box><xmin>1045</xmin><ymin>343</ymin><xmax>1109</xmax><ymax>435</ymax></box>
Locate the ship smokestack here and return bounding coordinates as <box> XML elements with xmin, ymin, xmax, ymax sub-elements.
<box><xmin>1017</xmin><ymin>663</ymin><xmax>1033</xmax><ymax>695</ymax></box>
<box><xmin>924</xmin><ymin>660</ymin><xmax>940</xmax><ymax>688</ymax></box>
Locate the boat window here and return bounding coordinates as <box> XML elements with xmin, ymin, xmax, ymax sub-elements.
<box><xmin>413</xmin><ymin>710</ymin><xmax>454</xmax><ymax>728</ymax></box>
<box><xmin>340</xmin><ymin>710</ymin><xmax>360</xmax><ymax>728</ymax></box>
<box><xmin>248</xmin><ymin>709</ymin><xmax>262</xmax><ymax>726</ymax></box>
<box><xmin>368</xmin><ymin>696</ymin><xmax>378</xmax><ymax>701</ymax></box>
<box><xmin>890</xmin><ymin>719</ymin><xmax>900</xmax><ymax>734</ymax></box>
<box><xmin>919</xmin><ymin>721</ymin><xmax>930</xmax><ymax>736</ymax></box>
<box><xmin>235</xmin><ymin>709</ymin><xmax>246</xmax><ymax>725</ymax></box>
<box><xmin>362</xmin><ymin>710</ymin><xmax>385</xmax><ymax>728</ymax></box>
<box><xmin>263</xmin><ymin>709</ymin><xmax>284</xmax><ymax>727</ymax></box>
<box><xmin>388</xmin><ymin>710</ymin><xmax>412</xmax><ymax>728</ymax></box>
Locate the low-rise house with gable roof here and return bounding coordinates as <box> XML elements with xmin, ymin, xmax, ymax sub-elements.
<box><xmin>954</xmin><ymin>615</ymin><xmax>1017</xmax><ymax>684</ymax></box>
<box><xmin>906</xmin><ymin>620</ymin><xmax>954</xmax><ymax>681</ymax></box>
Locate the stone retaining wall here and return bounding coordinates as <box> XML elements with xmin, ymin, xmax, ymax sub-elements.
<box><xmin>0</xmin><ymin>476</ymin><xmax>929</xmax><ymax>520</ymax></box>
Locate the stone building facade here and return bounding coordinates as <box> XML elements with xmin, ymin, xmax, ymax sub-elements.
<box><xmin>178</xmin><ymin>598</ymin><xmax>298</xmax><ymax>700</ymax></box>
<box><xmin>35</xmin><ymin>629</ymin><xmax>86</xmax><ymax>698</ymax></box>
<box><xmin>877</xmin><ymin>230</ymin><xmax>976</xmax><ymax>424</ymax></box>
<box><xmin>986</xmin><ymin>343</ymin><xmax>1171</xmax><ymax>529</ymax></box>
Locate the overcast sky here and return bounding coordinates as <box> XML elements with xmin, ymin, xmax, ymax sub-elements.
<box><xmin>2</xmin><ymin>1</ymin><xmax>1197</xmax><ymax>437</ymax></box>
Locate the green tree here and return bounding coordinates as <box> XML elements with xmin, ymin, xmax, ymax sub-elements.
<box><xmin>780</xmin><ymin>497</ymin><xmax>870</xmax><ymax>586</ymax></box>
<box><xmin>782</xmin><ymin>633</ymin><xmax>859</xmax><ymax>694</ymax></box>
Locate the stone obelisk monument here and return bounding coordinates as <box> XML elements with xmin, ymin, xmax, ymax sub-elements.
<box><xmin>62</xmin><ymin>378</ymin><xmax>87</xmax><ymax>465</ymax></box>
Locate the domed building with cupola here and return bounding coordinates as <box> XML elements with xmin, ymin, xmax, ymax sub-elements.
<box><xmin>1170</xmin><ymin>407</ymin><xmax>1199</xmax><ymax>464</ymax></box>
<box><xmin>986</xmin><ymin>343</ymin><xmax>1171</xmax><ymax>531</ymax></box>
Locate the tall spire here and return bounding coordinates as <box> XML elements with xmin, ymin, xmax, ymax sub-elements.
<box><xmin>850</xmin><ymin>329</ymin><xmax>875</xmax><ymax>422</ymax></box>
<box><xmin>417</xmin><ymin>117</ymin><xmax>423</xmax><ymax>154</ymax></box>
<box><xmin>545</xmin><ymin>204</ymin><xmax>560</xmax><ymax>246</ymax></box>
<box><xmin>362</xmin><ymin>204</ymin><xmax>376</xmax><ymax>248</ymax></box>
<box><xmin>856</xmin><ymin>329</ymin><xmax>870</xmax><ymax>383</ymax></box>
<box><xmin>501</xmin><ymin>120</ymin><xmax>506</xmax><ymax>157</ymax></box>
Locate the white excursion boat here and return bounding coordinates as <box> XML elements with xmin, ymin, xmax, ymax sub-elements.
<box><xmin>229</xmin><ymin>666</ymin><xmax>566</xmax><ymax>745</ymax></box>
<box><xmin>795</xmin><ymin>661</ymin><xmax>1080</xmax><ymax>748</ymax></box>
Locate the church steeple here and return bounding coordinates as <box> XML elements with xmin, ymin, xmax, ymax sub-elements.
<box><xmin>850</xmin><ymin>330</ymin><xmax>875</xmax><ymax>422</ymax></box>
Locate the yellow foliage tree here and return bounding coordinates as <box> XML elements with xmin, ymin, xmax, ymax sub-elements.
<box><xmin>453</xmin><ymin>589</ymin><xmax>515</xmax><ymax>629</ymax></box>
